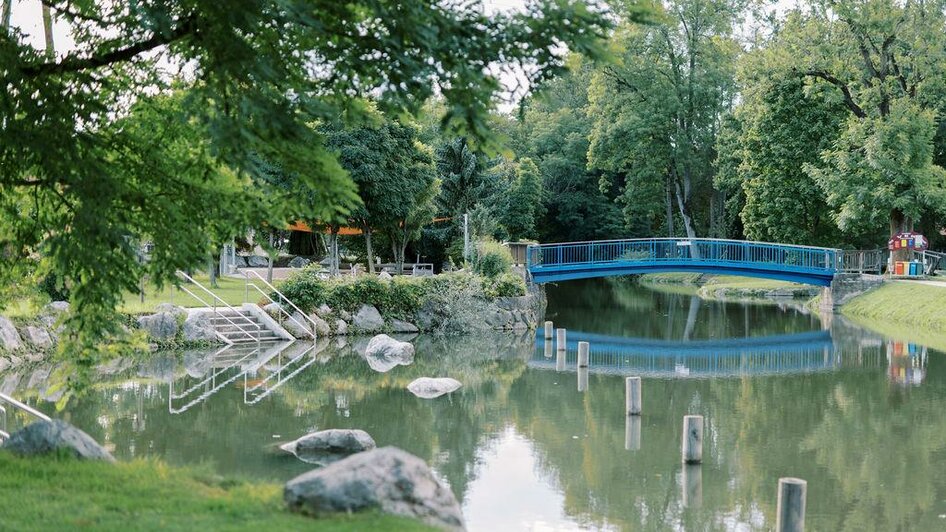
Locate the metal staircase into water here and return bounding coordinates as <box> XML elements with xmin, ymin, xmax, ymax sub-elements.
<box><xmin>209</xmin><ymin>309</ymin><xmax>281</xmax><ymax>344</ymax></box>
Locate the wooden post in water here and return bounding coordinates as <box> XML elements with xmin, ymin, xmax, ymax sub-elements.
<box><xmin>624</xmin><ymin>415</ymin><xmax>641</xmax><ymax>451</ymax></box>
<box><xmin>556</xmin><ymin>328</ymin><xmax>566</xmax><ymax>352</ymax></box>
<box><xmin>682</xmin><ymin>464</ymin><xmax>703</xmax><ymax>509</ymax></box>
<box><xmin>681</xmin><ymin>415</ymin><xmax>703</xmax><ymax>464</ymax></box>
<box><xmin>577</xmin><ymin>367</ymin><xmax>589</xmax><ymax>392</ymax></box>
<box><xmin>776</xmin><ymin>477</ymin><xmax>807</xmax><ymax>532</ymax></box>
<box><xmin>577</xmin><ymin>341</ymin><xmax>589</xmax><ymax>368</ymax></box>
<box><xmin>626</xmin><ymin>377</ymin><xmax>642</xmax><ymax>415</ymax></box>
<box><xmin>544</xmin><ymin>321</ymin><xmax>554</xmax><ymax>340</ymax></box>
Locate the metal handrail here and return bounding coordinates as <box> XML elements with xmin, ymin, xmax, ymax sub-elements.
<box><xmin>244</xmin><ymin>282</ymin><xmax>316</xmax><ymax>340</ymax></box>
<box><xmin>243</xmin><ymin>344</ymin><xmax>318</xmax><ymax>405</ymax></box>
<box><xmin>531</xmin><ymin>236</ymin><xmax>841</xmax><ymax>252</ymax></box>
<box><xmin>175</xmin><ymin>271</ymin><xmax>261</xmax><ymax>345</ymax></box>
<box><xmin>242</xmin><ymin>269</ymin><xmax>320</xmax><ymax>336</ymax></box>
<box><xmin>169</xmin><ymin>345</ymin><xmax>264</xmax><ymax>414</ymax></box>
<box><xmin>1</xmin><ymin>392</ymin><xmax>52</xmax><ymax>440</ymax></box>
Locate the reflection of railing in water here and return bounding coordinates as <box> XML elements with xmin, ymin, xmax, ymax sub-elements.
<box><xmin>531</xmin><ymin>330</ymin><xmax>886</xmax><ymax>377</ymax></box>
<box><xmin>243</xmin><ymin>343</ymin><xmax>319</xmax><ymax>405</ymax></box>
<box><xmin>169</xmin><ymin>344</ymin><xmax>275</xmax><ymax>414</ymax></box>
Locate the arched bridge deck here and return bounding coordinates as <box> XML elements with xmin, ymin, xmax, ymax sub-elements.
<box><xmin>526</xmin><ymin>238</ymin><xmax>840</xmax><ymax>286</ymax></box>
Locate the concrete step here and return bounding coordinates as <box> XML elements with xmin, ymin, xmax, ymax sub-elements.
<box><xmin>228</xmin><ymin>334</ymin><xmax>282</xmax><ymax>344</ymax></box>
<box><xmin>215</xmin><ymin>324</ymin><xmax>263</xmax><ymax>333</ymax></box>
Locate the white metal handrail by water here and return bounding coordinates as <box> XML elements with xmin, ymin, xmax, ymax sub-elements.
<box><xmin>0</xmin><ymin>392</ymin><xmax>52</xmax><ymax>440</ymax></box>
<box><xmin>242</xmin><ymin>269</ymin><xmax>319</xmax><ymax>339</ymax></box>
<box><xmin>168</xmin><ymin>344</ymin><xmax>264</xmax><ymax>414</ymax></box>
<box><xmin>175</xmin><ymin>271</ymin><xmax>261</xmax><ymax>346</ymax></box>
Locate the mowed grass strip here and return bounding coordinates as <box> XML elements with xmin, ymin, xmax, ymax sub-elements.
<box><xmin>0</xmin><ymin>452</ymin><xmax>434</xmax><ymax>531</ymax></box>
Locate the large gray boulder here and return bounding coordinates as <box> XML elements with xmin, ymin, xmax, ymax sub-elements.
<box><xmin>306</xmin><ymin>313</ymin><xmax>332</xmax><ymax>337</ymax></box>
<box><xmin>289</xmin><ymin>256</ymin><xmax>310</xmax><ymax>268</ymax></box>
<box><xmin>20</xmin><ymin>326</ymin><xmax>52</xmax><ymax>348</ymax></box>
<box><xmin>2</xmin><ymin>419</ymin><xmax>115</xmax><ymax>462</ymax></box>
<box><xmin>284</xmin><ymin>446</ymin><xmax>464</xmax><ymax>530</ymax></box>
<box><xmin>284</xmin><ymin>311</ymin><xmax>313</xmax><ymax>339</ymax></box>
<box><xmin>334</xmin><ymin>319</ymin><xmax>349</xmax><ymax>336</ymax></box>
<box><xmin>182</xmin><ymin>313</ymin><xmax>217</xmax><ymax>342</ymax></box>
<box><xmin>390</xmin><ymin>319</ymin><xmax>419</xmax><ymax>333</ymax></box>
<box><xmin>364</xmin><ymin>334</ymin><xmax>414</xmax><ymax>373</ymax></box>
<box><xmin>352</xmin><ymin>305</ymin><xmax>384</xmax><ymax>332</ymax></box>
<box><xmin>280</xmin><ymin>429</ymin><xmax>376</xmax><ymax>464</ymax></box>
<box><xmin>248</xmin><ymin>255</ymin><xmax>269</xmax><ymax>267</ymax></box>
<box><xmin>407</xmin><ymin>378</ymin><xmax>463</xmax><ymax>399</ymax></box>
<box><xmin>154</xmin><ymin>303</ymin><xmax>187</xmax><ymax>321</ymax></box>
<box><xmin>137</xmin><ymin>312</ymin><xmax>179</xmax><ymax>341</ymax></box>
<box><xmin>0</xmin><ymin>317</ymin><xmax>23</xmax><ymax>351</ymax></box>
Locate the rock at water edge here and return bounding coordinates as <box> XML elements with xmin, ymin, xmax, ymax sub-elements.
<box><xmin>280</xmin><ymin>429</ymin><xmax>376</xmax><ymax>464</ymax></box>
<box><xmin>137</xmin><ymin>312</ymin><xmax>179</xmax><ymax>341</ymax></box>
<box><xmin>390</xmin><ymin>319</ymin><xmax>419</xmax><ymax>333</ymax></box>
<box><xmin>284</xmin><ymin>446</ymin><xmax>464</xmax><ymax>530</ymax></box>
<box><xmin>407</xmin><ymin>377</ymin><xmax>463</xmax><ymax>399</ymax></box>
<box><xmin>283</xmin><ymin>311</ymin><xmax>313</xmax><ymax>339</ymax></box>
<box><xmin>0</xmin><ymin>316</ymin><xmax>23</xmax><ymax>351</ymax></box>
<box><xmin>2</xmin><ymin>419</ymin><xmax>115</xmax><ymax>462</ymax></box>
<box><xmin>182</xmin><ymin>313</ymin><xmax>217</xmax><ymax>342</ymax></box>
<box><xmin>352</xmin><ymin>305</ymin><xmax>384</xmax><ymax>332</ymax></box>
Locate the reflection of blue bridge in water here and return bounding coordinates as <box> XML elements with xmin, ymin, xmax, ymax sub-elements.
<box><xmin>531</xmin><ymin>330</ymin><xmax>845</xmax><ymax>377</ymax></box>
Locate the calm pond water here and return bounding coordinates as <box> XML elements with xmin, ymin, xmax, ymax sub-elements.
<box><xmin>5</xmin><ymin>278</ymin><xmax>946</xmax><ymax>530</ymax></box>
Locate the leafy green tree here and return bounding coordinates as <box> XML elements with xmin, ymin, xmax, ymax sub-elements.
<box><xmin>503</xmin><ymin>158</ymin><xmax>544</xmax><ymax>240</ymax></box>
<box><xmin>763</xmin><ymin>2</ymin><xmax>946</xmax><ymax>253</ymax></box>
<box><xmin>518</xmin><ymin>59</ymin><xmax>625</xmax><ymax>242</ymax></box>
<box><xmin>719</xmin><ymin>72</ymin><xmax>850</xmax><ymax>246</ymax></box>
<box><xmin>0</xmin><ymin>0</ymin><xmax>611</xmax><ymax>362</ymax></box>
<box><xmin>587</xmin><ymin>0</ymin><xmax>742</xmax><ymax>242</ymax></box>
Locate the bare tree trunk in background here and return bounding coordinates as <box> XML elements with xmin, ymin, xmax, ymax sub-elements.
<box><xmin>208</xmin><ymin>253</ymin><xmax>218</xmax><ymax>288</ymax></box>
<box><xmin>41</xmin><ymin>2</ymin><xmax>54</xmax><ymax>58</ymax></box>
<box><xmin>1</xmin><ymin>1</ymin><xmax>13</xmax><ymax>30</ymax></box>
<box><xmin>665</xmin><ymin>177</ymin><xmax>674</xmax><ymax>237</ymax></box>
<box><xmin>673</xmin><ymin>176</ymin><xmax>700</xmax><ymax>259</ymax></box>
<box><xmin>266</xmin><ymin>232</ymin><xmax>274</xmax><ymax>283</ymax></box>
<box><xmin>365</xmin><ymin>227</ymin><xmax>375</xmax><ymax>273</ymax></box>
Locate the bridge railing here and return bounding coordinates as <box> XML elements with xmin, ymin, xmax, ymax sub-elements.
<box><xmin>527</xmin><ymin>238</ymin><xmax>841</xmax><ymax>273</ymax></box>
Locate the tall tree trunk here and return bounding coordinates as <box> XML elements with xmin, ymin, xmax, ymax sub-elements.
<box><xmin>889</xmin><ymin>208</ymin><xmax>913</xmax><ymax>264</ymax></box>
<box><xmin>41</xmin><ymin>3</ymin><xmax>54</xmax><ymax>59</ymax></box>
<box><xmin>365</xmin><ymin>227</ymin><xmax>375</xmax><ymax>273</ymax></box>
<box><xmin>266</xmin><ymin>232</ymin><xmax>274</xmax><ymax>283</ymax></box>
<box><xmin>673</xmin><ymin>177</ymin><xmax>700</xmax><ymax>259</ymax></box>
<box><xmin>665</xmin><ymin>177</ymin><xmax>674</xmax><ymax>237</ymax></box>
<box><xmin>208</xmin><ymin>253</ymin><xmax>218</xmax><ymax>288</ymax></box>
<box><xmin>1</xmin><ymin>1</ymin><xmax>12</xmax><ymax>30</ymax></box>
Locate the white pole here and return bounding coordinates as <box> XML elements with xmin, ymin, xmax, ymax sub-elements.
<box><xmin>577</xmin><ymin>367</ymin><xmax>588</xmax><ymax>392</ymax></box>
<box><xmin>544</xmin><ymin>340</ymin><xmax>553</xmax><ymax>358</ymax></box>
<box><xmin>625</xmin><ymin>415</ymin><xmax>641</xmax><ymax>451</ymax></box>
<box><xmin>577</xmin><ymin>341</ymin><xmax>589</xmax><ymax>368</ymax></box>
<box><xmin>544</xmin><ymin>320</ymin><xmax>554</xmax><ymax>340</ymax></box>
<box><xmin>556</xmin><ymin>328</ymin><xmax>566</xmax><ymax>352</ymax></box>
<box><xmin>776</xmin><ymin>478</ymin><xmax>807</xmax><ymax>532</ymax></box>
<box><xmin>626</xmin><ymin>377</ymin><xmax>642</xmax><ymax>415</ymax></box>
<box><xmin>682</xmin><ymin>415</ymin><xmax>703</xmax><ymax>464</ymax></box>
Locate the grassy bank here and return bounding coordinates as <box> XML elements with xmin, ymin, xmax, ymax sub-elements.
<box><xmin>639</xmin><ymin>273</ymin><xmax>815</xmax><ymax>300</ymax></box>
<box><xmin>0</xmin><ymin>452</ymin><xmax>433</xmax><ymax>531</ymax></box>
<box><xmin>841</xmin><ymin>281</ymin><xmax>946</xmax><ymax>351</ymax></box>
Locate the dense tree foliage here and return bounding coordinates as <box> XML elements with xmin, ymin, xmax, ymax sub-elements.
<box><xmin>0</xmin><ymin>0</ymin><xmax>612</xmax><ymax>361</ymax></box>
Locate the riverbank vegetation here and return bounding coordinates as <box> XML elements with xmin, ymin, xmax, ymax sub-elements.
<box><xmin>639</xmin><ymin>273</ymin><xmax>815</xmax><ymax>301</ymax></box>
<box><xmin>841</xmin><ymin>282</ymin><xmax>946</xmax><ymax>349</ymax></box>
<box><xmin>0</xmin><ymin>452</ymin><xmax>432</xmax><ymax>531</ymax></box>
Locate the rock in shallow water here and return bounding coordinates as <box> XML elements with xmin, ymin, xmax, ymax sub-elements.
<box><xmin>280</xmin><ymin>429</ymin><xmax>376</xmax><ymax>465</ymax></box>
<box><xmin>407</xmin><ymin>377</ymin><xmax>462</xmax><ymax>399</ymax></box>
<box><xmin>284</xmin><ymin>446</ymin><xmax>464</xmax><ymax>531</ymax></box>
<box><xmin>2</xmin><ymin>419</ymin><xmax>115</xmax><ymax>462</ymax></box>
<box><xmin>364</xmin><ymin>334</ymin><xmax>414</xmax><ymax>373</ymax></box>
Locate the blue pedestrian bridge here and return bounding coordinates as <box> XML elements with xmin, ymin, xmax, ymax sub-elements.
<box><xmin>526</xmin><ymin>238</ymin><xmax>840</xmax><ymax>286</ymax></box>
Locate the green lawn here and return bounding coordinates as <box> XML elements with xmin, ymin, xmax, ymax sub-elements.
<box><xmin>841</xmin><ymin>281</ymin><xmax>946</xmax><ymax>351</ymax></box>
<box><xmin>0</xmin><ymin>452</ymin><xmax>434</xmax><ymax>531</ymax></box>
<box><xmin>120</xmin><ymin>275</ymin><xmax>255</xmax><ymax>315</ymax></box>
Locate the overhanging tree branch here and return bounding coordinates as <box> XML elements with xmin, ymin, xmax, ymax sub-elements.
<box><xmin>797</xmin><ymin>69</ymin><xmax>867</xmax><ymax>118</ymax></box>
<box><xmin>20</xmin><ymin>16</ymin><xmax>196</xmax><ymax>77</ymax></box>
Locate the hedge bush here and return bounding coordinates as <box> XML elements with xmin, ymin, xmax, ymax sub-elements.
<box><xmin>484</xmin><ymin>272</ymin><xmax>527</xmax><ymax>298</ymax></box>
<box><xmin>473</xmin><ymin>240</ymin><xmax>513</xmax><ymax>279</ymax></box>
